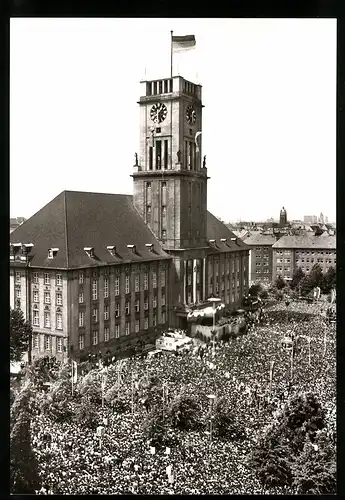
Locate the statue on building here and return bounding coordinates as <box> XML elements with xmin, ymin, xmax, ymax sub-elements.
<box><xmin>134</xmin><ymin>152</ymin><xmax>138</xmax><ymax>166</ymax></box>
<box><xmin>176</xmin><ymin>150</ymin><xmax>181</xmax><ymax>163</ymax></box>
<box><xmin>203</xmin><ymin>155</ymin><xmax>206</xmax><ymax>168</ymax></box>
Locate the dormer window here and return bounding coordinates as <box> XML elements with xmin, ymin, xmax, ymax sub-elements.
<box><xmin>145</xmin><ymin>243</ymin><xmax>154</xmax><ymax>252</ymax></box>
<box><xmin>220</xmin><ymin>238</ymin><xmax>227</xmax><ymax>243</ymax></box>
<box><xmin>107</xmin><ymin>245</ymin><xmax>116</xmax><ymax>257</ymax></box>
<box><xmin>48</xmin><ymin>247</ymin><xmax>59</xmax><ymax>259</ymax></box>
<box><xmin>84</xmin><ymin>247</ymin><xmax>95</xmax><ymax>258</ymax></box>
<box><xmin>127</xmin><ymin>244</ymin><xmax>136</xmax><ymax>254</ymax></box>
<box><xmin>209</xmin><ymin>239</ymin><xmax>216</xmax><ymax>245</ymax></box>
<box><xmin>231</xmin><ymin>237</ymin><xmax>237</xmax><ymax>242</ymax></box>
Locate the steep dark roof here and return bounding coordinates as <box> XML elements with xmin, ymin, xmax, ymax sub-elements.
<box><xmin>206</xmin><ymin>212</ymin><xmax>249</xmax><ymax>253</ymax></box>
<box><xmin>10</xmin><ymin>191</ymin><xmax>171</xmax><ymax>269</ymax></box>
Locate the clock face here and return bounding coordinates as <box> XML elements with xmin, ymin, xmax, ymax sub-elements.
<box><xmin>150</xmin><ymin>103</ymin><xmax>168</xmax><ymax>124</ymax></box>
<box><xmin>186</xmin><ymin>105</ymin><xmax>196</xmax><ymax>124</ymax></box>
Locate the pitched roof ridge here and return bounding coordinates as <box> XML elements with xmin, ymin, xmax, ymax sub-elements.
<box><xmin>65</xmin><ymin>189</ymin><xmax>131</xmax><ymax>197</ymax></box>
<box><xmin>63</xmin><ymin>191</ymin><xmax>69</xmax><ymax>268</ymax></box>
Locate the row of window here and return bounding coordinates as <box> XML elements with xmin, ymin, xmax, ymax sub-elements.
<box><xmin>255</xmin><ymin>269</ymin><xmax>270</xmax><ymax>274</ymax></box>
<box><xmin>89</xmin><ymin>273</ymin><xmax>164</xmax><ymax>300</ymax></box>
<box><xmin>256</xmin><ymin>263</ymin><xmax>269</xmax><ymax>267</ymax></box>
<box><xmin>32</xmin><ymin>333</ymin><xmax>64</xmax><ymax>352</ymax></box>
<box><xmin>208</xmin><ymin>260</ymin><xmax>241</xmax><ymax>272</ymax></box>
<box><xmin>295</xmin><ymin>250</ymin><xmax>335</xmax><ymax>256</ymax></box>
<box><xmin>31</xmin><ymin>291</ymin><xmax>63</xmax><ymax>305</ymax></box>
<box><xmin>33</xmin><ymin>311</ymin><xmax>63</xmax><ymax>329</ymax></box>
<box><xmin>255</xmin><ymin>246</ymin><xmax>271</xmax><ymax>251</ymax></box>
<box><xmin>79</xmin><ymin>312</ymin><xmax>166</xmax><ymax>350</ymax></box>
<box><xmin>15</xmin><ymin>271</ymin><xmax>63</xmax><ymax>285</ymax></box>
<box><xmin>295</xmin><ymin>258</ymin><xmax>335</xmax><ymax>265</ymax></box>
<box><xmin>79</xmin><ymin>296</ymin><xmax>165</xmax><ymax>327</ymax></box>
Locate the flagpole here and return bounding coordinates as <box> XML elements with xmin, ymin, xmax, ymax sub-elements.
<box><xmin>71</xmin><ymin>359</ymin><xmax>74</xmax><ymax>397</ymax></box>
<box><xmin>170</xmin><ymin>30</ymin><xmax>173</xmax><ymax>78</ymax></box>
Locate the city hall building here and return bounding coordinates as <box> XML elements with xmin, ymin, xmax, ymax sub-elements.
<box><xmin>10</xmin><ymin>74</ymin><xmax>249</xmax><ymax>361</ymax></box>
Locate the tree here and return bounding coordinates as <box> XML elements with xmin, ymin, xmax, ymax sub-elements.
<box><xmin>322</xmin><ymin>266</ymin><xmax>336</xmax><ymax>294</ymax></box>
<box><xmin>281</xmin><ymin>392</ymin><xmax>326</xmax><ymax>454</ymax></box>
<box><xmin>10</xmin><ymin>308</ymin><xmax>32</xmax><ymax>363</ymax></box>
<box><xmin>168</xmin><ymin>393</ymin><xmax>201</xmax><ymax>430</ymax></box>
<box><xmin>212</xmin><ymin>396</ymin><xmax>245</xmax><ymax>439</ymax></box>
<box><xmin>10</xmin><ymin>388</ymin><xmax>41</xmax><ymax>494</ymax></box>
<box><xmin>291</xmin><ymin>431</ymin><xmax>336</xmax><ymax>494</ymax></box>
<box><xmin>248</xmin><ymin>392</ymin><xmax>327</xmax><ymax>491</ymax></box>
<box><xmin>248</xmin><ymin>441</ymin><xmax>293</xmax><ymax>488</ymax></box>
<box><xmin>299</xmin><ymin>275</ymin><xmax>314</xmax><ymax>297</ymax></box>
<box><xmin>73</xmin><ymin>398</ymin><xmax>99</xmax><ymax>429</ymax></box>
<box><xmin>259</xmin><ymin>289</ymin><xmax>268</xmax><ymax>300</ymax></box>
<box><xmin>308</xmin><ymin>263</ymin><xmax>324</xmax><ymax>289</ymax></box>
<box><xmin>290</xmin><ymin>267</ymin><xmax>305</xmax><ymax>290</ymax></box>
<box><xmin>142</xmin><ymin>409</ymin><xmax>169</xmax><ymax>448</ymax></box>
<box><xmin>249</xmin><ymin>283</ymin><xmax>263</xmax><ymax>297</ymax></box>
<box><xmin>275</xmin><ymin>276</ymin><xmax>286</xmax><ymax>290</ymax></box>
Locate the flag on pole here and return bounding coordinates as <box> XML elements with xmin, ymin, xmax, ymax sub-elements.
<box><xmin>172</xmin><ymin>35</ymin><xmax>196</xmax><ymax>52</ymax></box>
<box><xmin>171</xmin><ymin>34</ymin><xmax>196</xmax><ymax>79</ymax></box>
<box><xmin>71</xmin><ymin>360</ymin><xmax>78</xmax><ymax>384</ymax></box>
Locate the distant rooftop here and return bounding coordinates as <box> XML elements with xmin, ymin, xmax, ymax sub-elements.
<box><xmin>244</xmin><ymin>233</ymin><xmax>277</xmax><ymax>246</ymax></box>
<box><xmin>272</xmin><ymin>233</ymin><xmax>336</xmax><ymax>249</ymax></box>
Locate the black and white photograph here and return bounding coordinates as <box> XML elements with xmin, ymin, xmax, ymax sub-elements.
<box><xmin>10</xmin><ymin>18</ymin><xmax>336</xmax><ymax>495</ymax></box>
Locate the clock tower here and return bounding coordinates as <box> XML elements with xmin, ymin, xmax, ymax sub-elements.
<box><xmin>132</xmin><ymin>75</ymin><xmax>209</xmax><ymax>325</ymax></box>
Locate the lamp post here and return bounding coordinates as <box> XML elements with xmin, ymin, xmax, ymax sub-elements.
<box><xmin>269</xmin><ymin>360</ymin><xmax>275</xmax><ymax>400</ymax></box>
<box><xmin>299</xmin><ymin>335</ymin><xmax>311</xmax><ymax>366</ymax></box>
<box><xmin>206</xmin><ymin>394</ymin><xmax>216</xmax><ymax>466</ymax></box>
<box><xmin>208</xmin><ymin>297</ymin><xmax>221</xmax><ymax>357</ymax></box>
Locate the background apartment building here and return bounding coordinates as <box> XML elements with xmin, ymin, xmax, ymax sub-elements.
<box><xmin>243</xmin><ymin>233</ymin><xmax>276</xmax><ymax>285</ymax></box>
<box><xmin>272</xmin><ymin>233</ymin><xmax>336</xmax><ymax>282</ymax></box>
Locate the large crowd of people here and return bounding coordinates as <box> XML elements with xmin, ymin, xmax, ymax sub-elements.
<box><xmin>23</xmin><ymin>297</ymin><xmax>335</xmax><ymax>494</ymax></box>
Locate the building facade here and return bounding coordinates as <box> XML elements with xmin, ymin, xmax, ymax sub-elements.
<box><xmin>272</xmin><ymin>233</ymin><xmax>336</xmax><ymax>282</ymax></box>
<box><xmin>244</xmin><ymin>233</ymin><xmax>277</xmax><ymax>284</ymax></box>
<box><xmin>10</xmin><ymin>74</ymin><xmax>249</xmax><ymax>361</ymax></box>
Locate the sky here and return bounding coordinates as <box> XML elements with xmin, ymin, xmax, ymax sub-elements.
<box><xmin>10</xmin><ymin>18</ymin><xmax>336</xmax><ymax>223</ymax></box>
